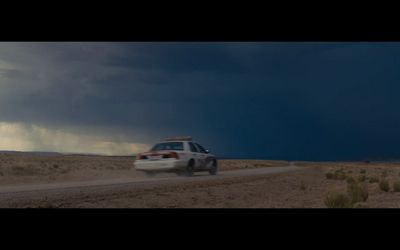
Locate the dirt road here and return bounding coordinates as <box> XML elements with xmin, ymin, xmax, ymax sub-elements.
<box><xmin>0</xmin><ymin>166</ymin><xmax>300</xmax><ymax>204</ymax></box>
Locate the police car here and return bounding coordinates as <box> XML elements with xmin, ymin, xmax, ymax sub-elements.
<box><xmin>134</xmin><ymin>137</ymin><xmax>218</xmax><ymax>177</ymax></box>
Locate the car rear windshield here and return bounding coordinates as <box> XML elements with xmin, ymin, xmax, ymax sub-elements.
<box><xmin>151</xmin><ymin>142</ymin><xmax>184</xmax><ymax>151</ymax></box>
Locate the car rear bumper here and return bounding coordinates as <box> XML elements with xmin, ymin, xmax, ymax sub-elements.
<box><xmin>134</xmin><ymin>159</ymin><xmax>187</xmax><ymax>172</ymax></box>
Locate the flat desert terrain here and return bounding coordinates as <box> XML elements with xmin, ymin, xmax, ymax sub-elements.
<box><xmin>1</xmin><ymin>153</ymin><xmax>400</xmax><ymax>208</ymax></box>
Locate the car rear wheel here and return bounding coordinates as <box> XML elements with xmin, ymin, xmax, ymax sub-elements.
<box><xmin>182</xmin><ymin>159</ymin><xmax>194</xmax><ymax>177</ymax></box>
<box><xmin>208</xmin><ymin>160</ymin><xmax>218</xmax><ymax>175</ymax></box>
<box><xmin>144</xmin><ymin>171</ymin><xmax>156</xmax><ymax>177</ymax></box>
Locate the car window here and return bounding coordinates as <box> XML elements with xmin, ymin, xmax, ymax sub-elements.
<box><xmin>151</xmin><ymin>142</ymin><xmax>184</xmax><ymax>151</ymax></box>
<box><xmin>189</xmin><ymin>142</ymin><xmax>199</xmax><ymax>152</ymax></box>
<box><xmin>194</xmin><ymin>143</ymin><xmax>207</xmax><ymax>154</ymax></box>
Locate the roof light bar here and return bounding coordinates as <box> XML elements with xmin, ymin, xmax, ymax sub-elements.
<box><xmin>165</xmin><ymin>136</ymin><xmax>192</xmax><ymax>141</ymax></box>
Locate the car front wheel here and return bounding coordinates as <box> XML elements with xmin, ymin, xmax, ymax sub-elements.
<box><xmin>208</xmin><ymin>160</ymin><xmax>218</xmax><ymax>175</ymax></box>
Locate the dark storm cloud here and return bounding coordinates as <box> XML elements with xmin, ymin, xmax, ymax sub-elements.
<box><xmin>1</xmin><ymin>42</ymin><xmax>400</xmax><ymax>159</ymax></box>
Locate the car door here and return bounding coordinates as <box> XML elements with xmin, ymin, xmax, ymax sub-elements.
<box><xmin>188</xmin><ymin>142</ymin><xmax>203</xmax><ymax>168</ymax></box>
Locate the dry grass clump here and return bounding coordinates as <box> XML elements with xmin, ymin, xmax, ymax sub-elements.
<box><xmin>326</xmin><ymin>169</ymin><xmax>346</xmax><ymax>180</ymax></box>
<box><xmin>368</xmin><ymin>176</ymin><xmax>379</xmax><ymax>183</ymax></box>
<box><xmin>325</xmin><ymin>179</ymin><xmax>369</xmax><ymax>208</ymax></box>
<box><xmin>379</xmin><ymin>179</ymin><xmax>390</xmax><ymax>192</ymax></box>
<box><xmin>347</xmin><ymin>182</ymin><xmax>369</xmax><ymax>204</ymax></box>
<box><xmin>346</xmin><ymin>176</ymin><xmax>356</xmax><ymax>184</ymax></box>
<box><xmin>326</xmin><ymin>172</ymin><xmax>334</xmax><ymax>179</ymax></box>
<box><xmin>299</xmin><ymin>182</ymin><xmax>307</xmax><ymax>191</ymax></box>
<box><xmin>393</xmin><ymin>180</ymin><xmax>400</xmax><ymax>192</ymax></box>
<box><xmin>324</xmin><ymin>191</ymin><xmax>352</xmax><ymax>208</ymax></box>
<box><xmin>358</xmin><ymin>175</ymin><xmax>367</xmax><ymax>182</ymax></box>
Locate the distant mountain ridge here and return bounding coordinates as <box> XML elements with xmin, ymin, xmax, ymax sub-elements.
<box><xmin>0</xmin><ymin>150</ymin><xmax>136</xmax><ymax>157</ymax></box>
<box><xmin>0</xmin><ymin>150</ymin><xmax>64</xmax><ymax>156</ymax></box>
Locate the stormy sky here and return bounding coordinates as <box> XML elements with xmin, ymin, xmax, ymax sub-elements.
<box><xmin>1</xmin><ymin>42</ymin><xmax>400</xmax><ymax>160</ymax></box>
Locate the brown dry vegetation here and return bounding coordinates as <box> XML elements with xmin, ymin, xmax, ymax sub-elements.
<box><xmin>0</xmin><ymin>154</ymin><xmax>136</xmax><ymax>185</ymax></box>
<box><xmin>2</xmin><ymin>154</ymin><xmax>400</xmax><ymax>208</ymax></box>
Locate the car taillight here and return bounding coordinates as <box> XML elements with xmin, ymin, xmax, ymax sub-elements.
<box><xmin>163</xmin><ymin>152</ymin><xmax>179</xmax><ymax>159</ymax></box>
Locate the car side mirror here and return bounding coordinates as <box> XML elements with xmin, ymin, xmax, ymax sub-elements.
<box><xmin>205</xmin><ymin>149</ymin><xmax>210</xmax><ymax>154</ymax></box>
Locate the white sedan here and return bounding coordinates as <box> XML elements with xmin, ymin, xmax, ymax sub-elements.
<box><xmin>134</xmin><ymin>137</ymin><xmax>218</xmax><ymax>177</ymax></box>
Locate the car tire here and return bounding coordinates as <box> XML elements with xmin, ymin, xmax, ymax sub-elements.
<box><xmin>208</xmin><ymin>160</ymin><xmax>218</xmax><ymax>175</ymax></box>
<box><xmin>183</xmin><ymin>159</ymin><xmax>194</xmax><ymax>177</ymax></box>
<box><xmin>144</xmin><ymin>171</ymin><xmax>156</xmax><ymax>177</ymax></box>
